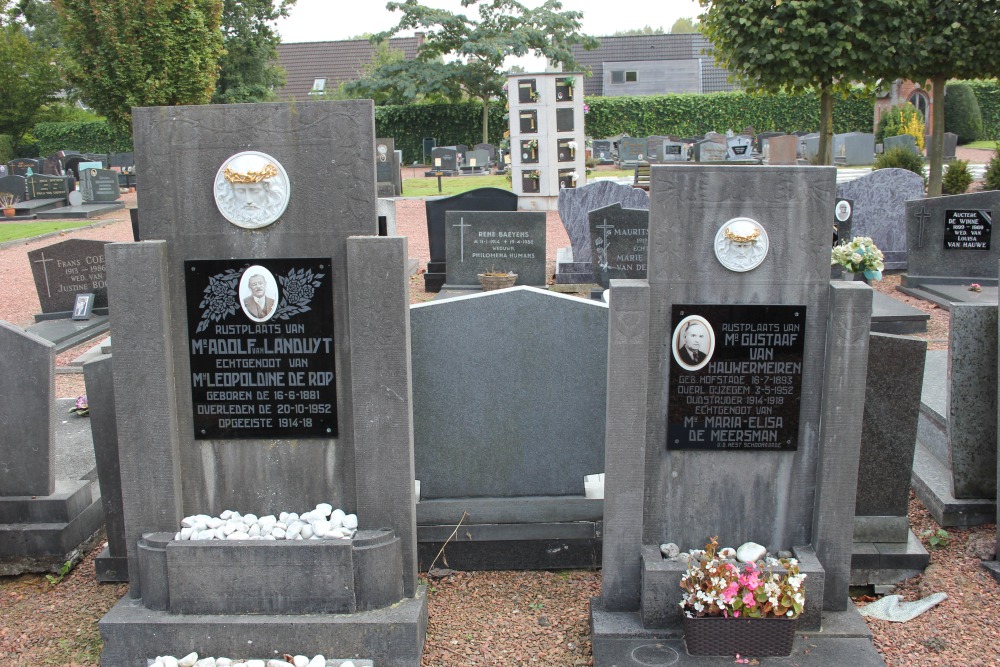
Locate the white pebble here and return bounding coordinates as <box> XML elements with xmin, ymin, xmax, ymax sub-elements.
<box><xmin>244</xmin><ymin>513</ymin><xmax>258</xmax><ymax>525</ymax></box>
<box><xmin>220</xmin><ymin>510</ymin><xmax>234</xmax><ymax>520</ymax></box>
<box><xmin>301</xmin><ymin>524</ymin><xmax>314</xmax><ymax>539</ymax></box>
<box><xmin>263</xmin><ymin>535</ymin><xmax>277</xmax><ymax>540</ymax></box>
<box><xmin>181</xmin><ymin>516</ymin><xmax>197</xmax><ymax>528</ymax></box>
<box><xmin>179</xmin><ymin>653</ymin><xmax>199</xmax><ymax>667</ymax></box>
<box><xmin>316</xmin><ymin>503</ymin><xmax>333</xmax><ymax>517</ymax></box>
<box><xmin>331</xmin><ymin>509</ymin><xmax>346</xmax><ymax>525</ymax></box>
<box><xmin>248</xmin><ymin>524</ymin><xmax>261</xmax><ymax>537</ymax></box>
<box><xmin>206</xmin><ymin>517</ymin><xmax>223</xmax><ymax>529</ymax></box>
<box><xmin>216</xmin><ymin>660</ymin><xmax>232</xmax><ymax>666</ymax></box>
<box><xmin>222</xmin><ymin>523</ymin><xmax>237</xmax><ymax>536</ymax></box>
<box><xmin>229</xmin><ymin>531</ymin><xmax>250</xmax><ymax>540</ymax></box>
<box><xmin>161</xmin><ymin>657</ymin><xmax>179</xmax><ymax>667</ymax></box>
<box><xmin>246</xmin><ymin>660</ymin><xmax>265</xmax><ymax>667</ymax></box>
<box><xmin>286</xmin><ymin>523</ymin><xmax>302</xmax><ymax>538</ymax></box>
<box><xmin>259</xmin><ymin>515</ymin><xmax>277</xmax><ymax>528</ymax></box>
<box><xmin>272</xmin><ymin>527</ymin><xmax>286</xmax><ymax>539</ymax></box>
<box><xmin>181</xmin><ymin>527</ymin><xmax>194</xmax><ymax>540</ymax></box>
<box><xmin>343</xmin><ymin>514</ymin><xmax>358</xmax><ymax>530</ymax></box>
<box><xmin>195</xmin><ymin>659</ymin><xmax>216</xmax><ymax>667</ymax></box>
<box><xmin>342</xmin><ymin>662</ymin><xmax>355</xmax><ymax>667</ymax></box>
<box><xmin>267</xmin><ymin>660</ymin><xmax>293</xmax><ymax>667</ymax></box>
<box><xmin>736</xmin><ymin>542</ymin><xmax>767</xmax><ymax>563</ymax></box>
<box><xmin>292</xmin><ymin>657</ymin><xmax>309</xmax><ymax>667</ymax></box>
<box><xmin>312</xmin><ymin>520</ymin><xmax>331</xmax><ymax>537</ymax></box>
<box><xmin>279</xmin><ymin>512</ymin><xmax>290</xmax><ymax>523</ymax></box>
<box><xmin>307</xmin><ymin>657</ymin><xmax>325</xmax><ymax>667</ymax></box>
<box><xmin>259</xmin><ymin>524</ymin><xmax>272</xmax><ymax>537</ymax></box>
<box><xmin>286</xmin><ymin>512</ymin><xmax>299</xmax><ymax>522</ymax></box>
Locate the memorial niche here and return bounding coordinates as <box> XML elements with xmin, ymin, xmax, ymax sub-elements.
<box><xmin>185</xmin><ymin>258</ymin><xmax>337</xmax><ymax>440</ymax></box>
<box><xmin>667</xmin><ymin>304</ymin><xmax>805</xmax><ymax>451</ymax></box>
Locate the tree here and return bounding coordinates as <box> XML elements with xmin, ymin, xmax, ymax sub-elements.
<box><xmin>699</xmin><ymin>0</ymin><xmax>906</xmax><ymax>165</ymax></box>
<box><xmin>370</xmin><ymin>0</ymin><xmax>598</xmax><ymax>144</ymax></box>
<box><xmin>213</xmin><ymin>0</ymin><xmax>295</xmax><ymax>104</ymax></box>
<box><xmin>341</xmin><ymin>48</ymin><xmax>462</xmax><ymax>105</ymax></box>
<box><xmin>0</xmin><ymin>21</ymin><xmax>62</xmax><ymax>149</ymax></box>
<box><xmin>611</xmin><ymin>25</ymin><xmax>664</xmax><ymax>36</ymax></box>
<box><xmin>53</xmin><ymin>0</ymin><xmax>225</xmax><ymax>131</ymax></box>
<box><xmin>670</xmin><ymin>17</ymin><xmax>698</xmax><ymax>34</ymax></box>
<box><xmin>8</xmin><ymin>0</ymin><xmax>62</xmax><ymax>48</ymax></box>
<box><xmin>901</xmin><ymin>1</ymin><xmax>1000</xmax><ymax>196</ymax></box>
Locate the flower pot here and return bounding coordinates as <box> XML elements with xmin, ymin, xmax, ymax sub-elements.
<box><xmin>478</xmin><ymin>273</ymin><xmax>517</xmax><ymax>291</ymax></box>
<box><xmin>3</xmin><ymin>207</ymin><xmax>15</xmax><ymax>218</ymax></box>
<box><xmin>683</xmin><ymin>615</ymin><xmax>797</xmax><ymax>657</ymax></box>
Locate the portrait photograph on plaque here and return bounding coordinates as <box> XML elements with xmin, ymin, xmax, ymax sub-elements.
<box><xmin>71</xmin><ymin>292</ymin><xmax>94</xmax><ymax>320</ymax></box>
<box><xmin>667</xmin><ymin>304</ymin><xmax>806</xmax><ymax>452</ymax></box>
<box><xmin>184</xmin><ymin>258</ymin><xmax>337</xmax><ymax>440</ymax></box>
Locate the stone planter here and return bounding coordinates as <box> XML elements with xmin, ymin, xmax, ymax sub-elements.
<box><xmin>478</xmin><ymin>272</ymin><xmax>517</xmax><ymax>291</ymax></box>
<box><xmin>683</xmin><ymin>614</ymin><xmax>797</xmax><ymax>657</ymax></box>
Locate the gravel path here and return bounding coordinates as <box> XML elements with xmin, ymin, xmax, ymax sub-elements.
<box><xmin>1</xmin><ymin>189</ymin><xmax>998</xmax><ymax>666</ymax></box>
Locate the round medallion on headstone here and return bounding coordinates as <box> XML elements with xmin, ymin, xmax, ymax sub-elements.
<box><xmin>713</xmin><ymin>217</ymin><xmax>769</xmax><ymax>272</ymax></box>
<box><xmin>213</xmin><ymin>151</ymin><xmax>290</xmax><ymax>229</ymax></box>
<box><xmin>835</xmin><ymin>199</ymin><xmax>852</xmax><ymax>222</ymax></box>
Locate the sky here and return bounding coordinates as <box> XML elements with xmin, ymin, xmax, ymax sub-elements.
<box><xmin>275</xmin><ymin>0</ymin><xmax>703</xmax><ymax>44</ymax></box>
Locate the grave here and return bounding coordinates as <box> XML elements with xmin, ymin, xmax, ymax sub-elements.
<box><xmin>756</xmin><ymin>131</ymin><xmax>785</xmax><ymax>154</ymax></box>
<box><xmin>422</xmin><ymin>187</ymin><xmax>518</xmax><ymax>292</ymax></box>
<box><xmin>35</xmin><ymin>166</ymin><xmax>125</xmax><ymax>219</ymax></box>
<box><xmin>834</xmin><ymin>132</ymin><xmax>876</xmax><ymax>166</ymax></box>
<box><xmin>427</xmin><ymin>146</ymin><xmax>458</xmax><ymax>175</ymax></box>
<box><xmin>0</xmin><ymin>173</ymin><xmax>28</xmax><ymax>200</ymax></box>
<box><xmin>692</xmin><ymin>138</ymin><xmax>727</xmax><ymax>162</ymax></box>
<box><xmin>589</xmin><ymin>203</ymin><xmax>648</xmax><ymax>289</ymax></box>
<box><xmin>556</xmin><ymin>180</ymin><xmax>649</xmax><ymax>285</ymax></box>
<box><xmin>618</xmin><ymin>137</ymin><xmax>645</xmax><ymax>167</ymax></box>
<box><xmin>460</xmin><ymin>149</ymin><xmax>490</xmax><ymax>173</ymax></box>
<box><xmin>645</xmin><ymin>135</ymin><xmax>669</xmax><ymax>162</ymax></box>
<box><xmin>836</xmin><ymin>168</ymin><xmax>926</xmax><ymax>271</ymax></box>
<box><xmin>590</xmin><ymin>164</ymin><xmax>884</xmax><ymax>666</ymax></box>
<box><xmin>660</xmin><ymin>139</ymin><xmax>686</xmax><ymax>162</ymax></box>
<box><xmin>884</xmin><ymin>134</ymin><xmax>920</xmax><ymax>155</ymax></box>
<box><xmin>910</xmin><ymin>304</ymin><xmax>998</xmax><ymax>527</ymax></box>
<box><xmin>593</xmin><ymin>139</ymin><xmax>615</xmax><ymax>164</ymax></box>
<box><xmin>768</xmin><ymin>134</ymin><xmax>800</xmax><ymax>165</ymax></box>
<box><xmin>28</xmin><ymin>238</ymin><xmax>110</xmax><ymax>318</ymax></box>
<box><xmin>898</xmin><ymin>191</ymin><xmax>1000</xmax><ymax>303</ymax></box>
<box><xmin>97</xmin><ymin>101</ymin><xmax>426</xmax><ymax>666</ymax></box>
<box><xmin>109</xmin><ymin>151</ymin><xmax>136</xmax><ymax>189</ymax></box>
<box><xmin>799</xmin><ymin>133</ymin><xmax>820</xmax><ymax>162</ymax></box>
<box><xmin>0</xmin><ymin>321</ymin><xmax>105</xmax><ymax>575</ymax></box>
<box><xmin>725</xmin><ymin>135</ymin><xmax>753</xmax><ymax>161</ymax></box>
<box><xmin>410</xmin><ymin>287</ymin><xmax>607</xmax><ymax>569</ymax></box>
<box><xmin>375</xmin><ymin>137</ymin><xmax>399</xmax><ymax>197</ymax></box>
<box><xmin>8</xmin><ymin>157</ymin><xmax>44</xmax><ymax>176</ymax></box>
<box><xmin>851</xmin><ymin>333</ymin><xmax>929</xmax><ymax>589</ymax></box>
<box><xmin>443</xmin><ymin>210</ymin><xmax>546</xmax><ymax>289</ymax></box>
<box><xmin>473</xmin><ymin>142</ymin><xmax>496</xmax><ymax>162</ymax></box>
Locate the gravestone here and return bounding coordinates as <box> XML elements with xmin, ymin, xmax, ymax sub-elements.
<box><xmin>834</xmin><ymin>197</ymin><xmax>854</xmax><ymax>244</ymax></box>
<box><xmin>8</xmin><ymin>157</ymin><xmax>44</xmax><ymax>176</ymax></box>
<box><xmin>692</xmin><ymin>139</ymin><xmax>727</xmax><ymax>162</ymax></box>
<box><xmin>0</xmin><ymin>321</ymin><xmax>105</xmax><ymax>574</ymax></box>
<box><xmin>0</xmin><ymin>165</ymin><xmax>6</xmax><ymax>177</ymax></box>
<box><xmin>410</xmin><ymin>287</ymin><xmax>608</xmax><ymax>568</ymax></box>
<box><xmin>768</xmin><ymin>134</ymin><xmax>800</xmax><ymax>165</ymax></box>
<box><xmin>462</xmin><ymin>149</ymin><xmax>490</xmax><ymax>170</ymax></box>
<box><xmin>423</xmin><ymin>187</ymin><xmax>518</xmax><ymax>291</ymax></box>
<box><xmin>800</xmin><ymin>134</ymin><xmax>820</xmax><ymax>161</ymax></box>
<box><xmin>97</xmin><ymin>101</ymin><xmax>425</xmax><ymax>666</ymax></box>
<box><xmin>444</xmin><ymin>211</ymin><xmax>546</xmax><ymax>288</ymax></box>
<box><xmin>27</xmin><ymin>173</ymin><xmax>70</xmax><ymax>200</ymax></box>
<box><xmin>28</xmin><ymin>239</ymin><xmax>110</xmax><ymax>315</ymax></box>
<box><xmin>0</xmin><ymin>174</ymin><xmax>28</xmax><ymax>200</ymax></box>
<box><xmin>556</xmin><ymin>180</ymin><xmax>649</xmax><ymax>282</ymax></box>
<box><xmin>725</xmin><ymin>135</ymin><xmax>753</xmax><ymax>160</ymax></box>
<box><xmin>592</xmin><ymin>164</ymin><xmax>882</xmax><ymax>666</ymax></box>
<box><xmin>79</xmin><ymin>167</ymin><xmax>120</xmax><ymax>202</ymax></box>
<box><xmin>852</xmin><ymin>333</ymin><xmax>929</xmax><ymax>587</ymax></box>
<box><xmin>884</xmin><ymin>134</ymin><xmax>919</xmax><ymax>155</ymax></box>
<box><xmin>900</xmin><ymin>191</ymin><xmax>1000</xmax><ymax>291</ymax></box>
<box><xmin>835</xmin><ymin>133</ymin><xmax>875</xmax><ymax>166</ymax></box>
<box><xmin>374</xmin><ymin>137</ymin><xmax>395</xmax><ymax>196</ymax></box>
<box><xmin>943</xmin><ymin>132</ymin><xmax>958</xmax><ymax>160</ymax></box>
<box><xmin>618</xmin><ymin>137</ymin><xmax>645</xmax><ymax>165</ymax></box>
<box><xmin>645</xmin><ymin>135</ymin><xmax>669</xmax><ymax>162</ymax></box>
<box><xmin>589</xmin><ymin>203</ymin><xmax>648</xmax><ymax>288</ymax></box>
<box><xmin>473</xmin><ymin>142</ymin><xmax>496</xmax><ymax>161</ymax></box>
<box><xmin>756</xmin><ymin>131</ymin><xmax>785</xmax><ymax>154</ymax></box>
<box><xmin>659</xmin><ymin>139</ymin><xmax>686</xmax><ymax>162</ymax></box>
<box><xmin>429</xmin><ymin>146</ymin><xmax>457</xmax><ymax>172</ymax></box>
<box><xmin>592</xmin><ymin>139</ymin><xmax>614</xmax><ymax>164</ymax></box>
<box><xmin>836</xmin><ymin>168</ymin><xmax>926</xmax><ymax>270</ymax></box>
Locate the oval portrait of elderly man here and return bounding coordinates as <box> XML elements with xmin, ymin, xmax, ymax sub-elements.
<box><xmin>214</xmin><ymin>151</ymin><xmax>290</xmax><ymax>229</ymax></box>
<box><xmin>239</xmin><ymin>265</ymin><xmax>280</xmax><ymax>322</ymax></box>
<box><xmin>714</xmin><ymin>217</ymin><xmax>769</xmax><ymax>272</ymax></box>
<box><xmin>672</xmin><ymin>315</ymin><xmax>715</xmax><ymax>371</ymax></box>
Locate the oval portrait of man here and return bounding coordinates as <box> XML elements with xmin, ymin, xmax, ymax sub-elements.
<box><xmin>213</xmin><ymin>151</ymin><xmax>290</xmax><ymax>229</ymax></box>
<box><xmin>239</xmin><ymin>265</ymin><xmax>279</xmax><ymax>322</ymax></box>
<box><xmin>672</xmin><ymin>315</ymin><xmax>715</xmax><ymax>371</ymax></box>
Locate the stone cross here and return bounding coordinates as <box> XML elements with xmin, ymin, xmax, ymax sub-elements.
<box><xmin>453</xmin><ymin>217</ymin><xmax>471</xmax><ymax>262</ymax></box>
<box><xmin>914</xmin><ymin>206</ymin><xmax>931</xmax><ymax>248</ymax></box>
<box><xmin>595</xmin><ymin>219</ymin><xmax>614</xmax><ymax>270</ymax></box>
<box><xmin>33</xmin><ymin>252</ymin><xmax>54</xmax><ymax>297</ymax></box>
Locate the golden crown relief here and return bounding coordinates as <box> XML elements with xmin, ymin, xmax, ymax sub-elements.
<box><xmin>223</xmin><ymin>163</ymin><xmax>279</xmax><ymax>184</ymax></box>
<box><xmin>724</xmin><ymin>224</ymin><xmax>761</xmax><ymax>244</ymax></box>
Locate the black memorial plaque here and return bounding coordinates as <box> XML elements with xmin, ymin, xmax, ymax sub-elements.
<box><xmin>943</xmin><ymin>209</ymin><xmax>992</xmax><ymax>250</ymax></box>
<box><xmin>185</xmin><ymin>258</ymin><xmax>337</xmax><ymax>440</ymax></box>
<box><xmin>667</xmin><ymin>304</ymin><xmax>805</xmax><ymax>451</ymax></box>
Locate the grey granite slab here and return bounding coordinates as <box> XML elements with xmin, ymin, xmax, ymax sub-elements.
<box><xmin>837</xmin><ymin>168</ymin><xmax>926</xmax><ymax>270</ymax></box>
<box><xmin>557</xmin><ymin>180</ymin><xmax>649</xmax><ymax>265</ymax></box>
<box><xmin>444</xmin><ymin>210</ymin><xmax>546</xmax><ymax>287</ymax></box>
<box><xmin>904</xmin><ymin>191</ymin><xmax>1000</xmax><ymax>286</ymax></box>
<box><xmin>34</xmin><ymin>201</ymin><xmax>124</xmax><ymax>219</ymax></box>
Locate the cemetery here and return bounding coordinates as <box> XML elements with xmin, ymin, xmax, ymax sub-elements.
<box><xmin>2</xmin><ymin>6</ymin><xmax>1000</xmax><ymax>662</ymax></box>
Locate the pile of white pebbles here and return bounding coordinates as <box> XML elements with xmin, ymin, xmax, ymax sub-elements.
<box><xmin>149</xmin><ymin>655</ymin><xmax>358</xmax><ymax>667</ymax></box>
<box><xmin>174</xmin><ymin>503</ymin><xmax>358</xmax><ymax>542</ymax></box>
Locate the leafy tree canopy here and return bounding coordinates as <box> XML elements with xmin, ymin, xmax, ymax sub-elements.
<box><xmin>0</xmin><ymin>20</ymin><xmax>62</xmax><ymax>148</ymax></box>
<box><xmin>53</xmin><ymin>0</ymin><xmax>225</xmax><ymax>131</ymax></box>
<box><xmin>213</xmin><ymin>0</ymin><xmax>295</xmax><ymax>104</ymax></box>
<box><xmin>611</xmin><ymin>24</ymin><xmax>664</xmax><ymax>36</ymax></box>
<box><xmin>670</xmin><ymin>17</ymin><xmax>698</xmax><ymax>34</ymax></box>
<box><xmin>359</xmin><ymin>0</ymin><xmax>598</xmax><ymax>142</ymax></box>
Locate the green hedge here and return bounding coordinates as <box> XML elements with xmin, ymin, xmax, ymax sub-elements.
<box><xmin>375</xmin><ymin>101</ymin><xmax>507</xmax><ymax>164</ymax></box>
<box><xmin>32</xmin><ymin>121</ymin><xmax>133</xmax><ymax>156</ymax></box>
<box><xmin>583</xmin><ymin>90</ymin><xmax>875</xmax><ymax>138</ymax></box>
<box><xmin>965</xmin><ymin>80</ymin><xmax>1000</xmax><ymax>140</ymax></box>
<box><xmin>0</xmin><ymin>135</ymin><xmax>14</xmax><ymax>164</ymax></box>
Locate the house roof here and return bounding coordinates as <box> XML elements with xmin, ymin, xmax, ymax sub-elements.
<box><xmin>570</xmin><ymin>33</ymin><xmax>735</xmax><ymax>96</ymax></box>
<box><xmin>275</xmin><ymin>35</ymin><xmax>424</xmax><ymax>101</ymax></box>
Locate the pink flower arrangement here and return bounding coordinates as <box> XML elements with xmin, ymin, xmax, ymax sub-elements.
<box><xmin>969</xmin><ymin>283</ymin><xmax>982</xmax><ymax>292</ymax></box>
<box><xmin>679</xmin><ymin>537</ymin><xmax>805</xmax><ymax>620</ymax></box>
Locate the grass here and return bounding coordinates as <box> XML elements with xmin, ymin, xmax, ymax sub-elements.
<box><xmin>0</xmin><ymin>220</ymin><xmax>93</xmax><ymax>243</ymax></box>
<box><xmin>961</xmin><ymin>140</ymin><xmax>999</xmax><ymax>150</ymax></box>
<box><xmin>401</xmin><ymin>168</ymin><xmax>635</xmax><ymax>197</ymax></box>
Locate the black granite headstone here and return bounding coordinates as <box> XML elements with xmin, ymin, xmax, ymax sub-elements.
<box><xmin>589</xmin><ymin>203</ymin><xmax>649</xmax><ymax>288</ymax></box>
<box><xmin>473</xmin><ymin>143</ymin><xmax>495</xmax><ymax>161</ymax></box>
<box><xmin>27</xmin><ymin>173</ymin><xmax>70</xmax><ymax>200</ymax></box>
<box><xmin>27</xmin><ymin>238</ymin><xmax>111</xmax><ymax>314</ymax></box>
<box><xmin>8</xmin><ymin>158</ymin><xmax>44</xmax><ymax>176</ymax></box>
<box><xmin>375</xmin><ymin>138</ymin><xmax>395</xmax><ymax>184</ymax></box>
<box><xmin>0</xmin><ymin>174</ymin><xmax>28</xmax><ymax>200</ymax></box>
<box><xmin>423</xmin><ymin>187</ymin><xmax>519</xmax><ymax>291</ymax></box>
<box><xmin>592</xmin><ymin>140</ymin><xmax>614</xmax><ymax>164</ymax></box>
<box><xmin>430</xmin><ymin>147</ymin><xmax>457</xmax><ymax>172</ymax></box>
<box><xmin>80</xmin><ymin>167</ymin><xmax>120</xmax><ymax>202</ymax></box>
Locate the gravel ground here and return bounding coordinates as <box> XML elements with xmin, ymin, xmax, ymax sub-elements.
<box><xmin>2</xmin><ymin>186</ymin><xmax>999</xmax><ymax>666</ymax></box>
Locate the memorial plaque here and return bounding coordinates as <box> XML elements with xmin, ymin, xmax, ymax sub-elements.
<box><xmin>589</xmin><ymin>203</ymin><xmax>648</xmax><ymax>288</ymax></box>
<box><xmin>943</xmin><ymin>210</ymin><xmax>991</xmax><ymax>250</ymax></box>
<box><xmin>185</xmin><ymin>258</ymin><xmax>337</xmax><ymax>440</ymax></box>
<box><xmin>667</xmin><ymin>304</ymin><xmax>806</xmax><ymax>451</ymax></box>
<box><xmin>0</xmin><ymin>174</ymin><xmax>27</xmax><ymax>200</ymax></box>
<box><xmin>27</xmin><ymin>173</ymin><xmax>70</xmax><ymax>199</ymax></box>
<box><xmin>27</xmin><ymin>238</ymin><xmax>110</xmax><ymax>313</ymax></box>
<box><xmin>80</xmin><ymin>167</ymin><xmax>120</xmax><ymax>202</ymax></box>
<box><xmin>375</xmin><ymin>138</ymin><xmax>394</xmax><ymax>183</ymax></box>
<box><xmin>444</xmin><ymin>210</ymin><xmax>546</xmax><ymax>287</ymax></box>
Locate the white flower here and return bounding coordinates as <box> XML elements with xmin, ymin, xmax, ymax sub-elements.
<box><xmin>567</xmin><ymin>141</ymin><xmax>578</xmax><ymax>150</ymax></box>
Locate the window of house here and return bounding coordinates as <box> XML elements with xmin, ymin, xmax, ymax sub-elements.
<box><xmin>309</xmin><ymin>78</ymin><xmax>327</xmax><ymax>95</ymax></box>
<box><xmin>908</xmin><ymin>90</ymin><xmax>929</xmax><ymax>122</ymax></box>
<box><xmin>611</xmin><ymin>70</ymin><xmax>638</xmax><ymax>83</ymax></box>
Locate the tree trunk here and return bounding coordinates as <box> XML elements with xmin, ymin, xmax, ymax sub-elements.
<box><xmin>817</xmin><ymin>84</ymin><xmax>834</xmax><ymax>166</ymax></box>
<box><xmin>927</xmin><ymin>74</ymin><xmax>946</xmax><ymax>197</ymax></box>
<box><xmin>482</xmin><ymin>95</ymin><xmax>489</xmax><ymax>145</ymax></box>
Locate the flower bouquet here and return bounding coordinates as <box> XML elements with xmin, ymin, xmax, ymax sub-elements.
<box><xmin>831</xmin><ymin>236</ymin><xmax>884</xmax><ymax>281</ymax></box>
<box><xmin>679</xmin><ymin>537</ymin><xmax>805</xmax><ymax>656</ymax></box>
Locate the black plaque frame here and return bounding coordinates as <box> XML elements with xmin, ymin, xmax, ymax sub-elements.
<box><xmin>185</xmin><ymin>258</ymin><xmax>338</xmax><ymax>440</ymax></box>
<box><xmin>943</xmin><ymin>209</ymin><xmax>992</xmax><ymax>250</ymax></box>
<box><xmin>667</xmin><ymin>304</ymin><xmax>806</xmax><ymax>452</ymax></box>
